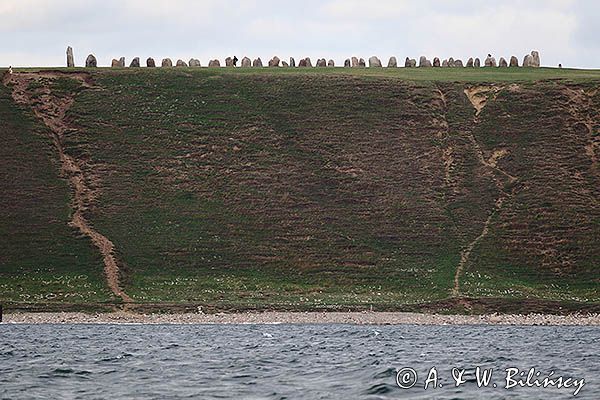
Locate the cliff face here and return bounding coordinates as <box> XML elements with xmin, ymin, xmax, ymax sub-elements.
<box><xmin>1</xmin><ymin>69</ymin><xmax>599</xmax><ymax>310</ymax></box>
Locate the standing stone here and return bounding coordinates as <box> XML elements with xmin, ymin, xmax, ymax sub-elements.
<box><xmin>147</xmin><ymin>58</ymin><xmax>156</xmax><ymax>67</ymax></box>
<box><xmin>328</xmin><ymin>59</ymin><xmax>335</xmax><ymax>67</ymax></box>
<box><xmin>358</xmin><ymin>58</ymin><xmax>366</xmax><ymax>67</ymax></box>
<box><xmin>305</xmin><ymin>57</ymin><xmax>313</xmax><ymax>67</ymax></box>
<box><xmin>351</xmin><ymin>57</ymin><xmax>359</xmax><ymax>67</ymax></box>
<box><xmin>225</xmin><ymin>57</ymin><xmax>234</xmax><ymax>67</ymax></box>
<box><xmin>419</xmin><ymin>56</ymin><xmax>430</xmax><ymax>67</ymax></box>
<box><xmin>290</xmin><ymin>57</ymin><xmax>296</xmax><ymax>67</ymax></box>
<box><xmin>448</xmin><ymin>57</ymin><xmax>455</xmax><ymax>68</ymax></box>
<box><xmin>130</xmin><ymin>57</ymin><xmax>140</xmax><ymax>68</ymax></box>
<box><xmin>509</xmin><ymin>56</ymin><xmax>519</xmax><ymax>67</ymax></box>
<box><xmin>466</xmin><ymin>58</ymin><xmax>474</xmax><ymax>67</ymax></box>
<box><xmin>474</xmin><ymin>58</ymin><xmax>481</xmax><ymax>68</ymax></box>
<box><xmin>162</xmin><ymin>58</ymin><xmax>173</xmax><ymax>67</ymax></box>
<box><xmin>268</xmin><ymin>56</ymin><xmax>281</xmax><ymax>67</ymax></box>
<box><xmin>298</xmin><ymin>59</ymin><xmax>307</xmax><ymax>67</ymax></box>
<box><xmin>433</xmin><ymin>57</ymin><xmax>440</xmax><ymax>67</ymax></box>
<box><xmin>176</xmin><ymin>59</ymin><xmax>188</xmax><ymax>67</ymax></box>
<box><xmin>531</xmin><ymin>51</ymin><xmax>540</xmax><ymax>67</ymax></box>
<box><xmin>85</xmin><ymin>54</ymin><xmax>97</xmax><ymax>68</ymax></box>
<box><xmin>282</xmin><ymin>61</ymin><xmax>289</xmax><ymax>67</ymax></box>
<box><xmin>442</xmin><ymin>59</ymin><xmax>449</xmax><ymax>67</ymax></box>
<box><xmin>119</xmin><ymin>57</ymin><xmax>125</xmax><ymax>67</ymax></box>
<box><xmin>405</xmin><ymin>58</ymin><xmax>416</xmax><ymax>68</ymax></box>
<box><xmin>241</xmin><ymin>57</ymin><xmax>251</xmax><ymax>67</ymax></box>
<box><xmin>405</xmin><ymin>57</ymin><xmax>411</xmax><ymax>67</ymax></box>
<box><xmin>66</xmin><ymin>46</ymin><xmax>74</xmax><ymax>68</ymax></box>
<box><xmin>484</xmin><ymin>55</ymin><xmax>497</xmax><ymax>67</ymax></box>
<box><xmin>455</xmin><ymin>59</ymin><xmax>464</xmax><ymax>68</ymax></box>
<box><xmin>344</xmin><ymin>59</ymin><xmax>351</xmax><ymax>67</ymax></box>
<box><xmin>369</xmin><ymin>56</ymin><xmax>382</xmax><ymax>67</ymax></box>
<box><xmin>388</xmin><ymin>56</ymin><xmax>398</xmax><ymax>68</ymax></box>
<box><xmin>523</xmin><ymin>54</ymin><xmax>533</xmax><ymax>67</ymax></box>
<box><xmin>253</xmin><ymin>58</ymin><xmax>263</xmax><ymax>67</ymax></box>
<box><xmin>208</xmin><ymin>59</ymin><xmax>221</xmax><ymax>67</ymax></box>
<box><xmin>189</xmin><ymin>58</ymin><xmax>201</xmax><ymax>67</ymax></box>
<box><xmin>499</xmin><ymin>57</ymin><xmax>508</xmax><ymax>67</ymax></box>
<box><xmin>111</xmin><ymin>59</ymin><xmax>120</xmax><ymax>68</ymax></box>
<box><xmin>316</xmin><ymin>58</ymin><xmax>327</xmax><ymax>67</ymax></box>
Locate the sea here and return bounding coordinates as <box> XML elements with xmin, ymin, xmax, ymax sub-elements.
<box><xmin>0</xmin><ymin>324</ymin><xmax>598</xmax><ymax>399</ymax></box>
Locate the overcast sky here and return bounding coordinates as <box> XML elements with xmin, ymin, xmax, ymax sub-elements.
<box><xmin>1</xmin><ymin>0</ymin><xmax>598</xmax><ymax>68</ymax></box>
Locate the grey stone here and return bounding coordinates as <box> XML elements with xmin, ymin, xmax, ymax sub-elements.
<box><xmin>466</xmin><ymin>58</ymin><xmax>474</xmax><ymax>68</ymax></box>
<box><xmin>448</xmin><ymin>57</ymin><xmax>455</xmax><ymax>68</ymax></box>
<box><xmin>523</xmin><ymin>54</ymin><xmax>533</xmax><ymax>67</ymax></box>
<box><xmin>253</xmin><ymin>58</ymin><xmax>263</xmax><ymax>67</ymax></box>
<box><xmin>455</xmin><ymin>59</ymin><xmax>464</xmax><ymax>68</ymax></box>
<box><xmin>305</xmin><ymin>57</ymin><xmax>313</xmax><ymax>67</ymax></box>
<box><xmin>316</xmin><ymin>58</ymin><xmax>327</xmax><ymax>67</ymax></box>
<box><xmin>111</xmin><ymin>59</ymin><xmax>120</xmax><ymax>68</ymax></box>
<box><xmin>85</xmin><ymin>54</ymin><xmax>97</xmax><ymax>68</ymax></box>
<box><xmin>162</xmin><ymin>58</ymin><xmax>173</xmax><ymax>67</ymax></box>
<box><xmin>344</xmin><ymin>58</ymin><xmax>351</xmax><ymax>67</ymax></box>
<box><xmin>388</xmin><ymin>56</ymin><xmax>398</xmax><ymax>68</ymax></box>
<box><xmin>225</xmin><ymin>57</ymin><xmax>234</xmax><ymax>67</ymax></box>
<box><xmin>208</xmin><ymin>59</ymin><xmax>221</xmax><ymax>67</ymax></box>
<box><xmin>268</xmin><ymin>56</ymin><xmax>281</xmax><ymax>67</ymax></box>
<box><xmin>241</xmin><ymin>57</ymin><xmax>251</xmax><ymax>67</ymax></box>
<box><xmin>484</xmin><ymin>55</ymin><xmax>497</xmax><ymax>67</ymax></box>
<box><xmin>129</xmin><ymin>57</ymin><xmax>140</xmax><ymax>68</ymax></box>
<box><xmin>509</xmin><ymin>56</ymin><xmax>519</xmax><ymax>67</ymax></box>
<box><xmin>290</xmin><ymin>57</ymin><xmax>296</xmax><ymax>67</ymax></box>
<box><xmin>358</xmin><ymin>58</ymin><xmax>366</xmax><ymax>68</ymax></box>
<box><xmin>442</xmin><ymin>59</ymin><xmax>449</xmax><ymax>67</ymax></box>
<box><xmin>189</xmin><ymin>58</ymin><xmax>201</xmax><ymax>67</ymax></box>
<box><xmin>147</xmin><ymin>58</ymin><xmax>156</xmax><ymax>67</ymax></box>
<box><xmin>499</xmin><ymin>57</ymin><xmax>508</xmax><ymax>67</ymax></box>
<box><xmin>369</xmin><ymin>56</ymin><xmax>382</xmax><ymax>67</ymax></box>
<box><xmin>176</xmin><ymin>59</ymin><xmax>188</xmax><ymax>67</ymax></box>
<box><xmin>433</xmin><ymin>57</ymin><xmax>440</xmax><ymax>67</ymax></box>
<box><xmin>474</xmin><ymin>58</ymin><xmax>481</xmax><ymax>68</ymax></box>
<box><xmin>419</xmin><ymin>56</ymin><xmax>430</xmax><ymax>67</ymax></box>
<box><xmin>531</xmin><ymin>51</ymin><xmax>540</xmax><ymax>67</ymax></box>
<box><xmin>282</xmin><ymin>61</ymin><xmax>289</xmax><ymax>67</ymax></box>
<box><xmin>351</xmin><ymin>57</ymin><xmax>359</xmax><ymax>67</ymax></box>
<box><xmin>66</xmin><ymin>46</ymin><xmax>74</xmax><ymax>68</ymax></box>
<box><xmin>328</xmin><ymin>59</ymin><xmax>335</xmax><ymax>67</ymax></box>
<box><xmin>298</xmin><ymin>58</ymin><xmax>307</xmax><ymax>67</ymax></box>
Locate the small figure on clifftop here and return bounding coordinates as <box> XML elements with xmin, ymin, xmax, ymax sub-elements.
<box><xmin>233</xmin><ymin>56</ymin><xmax>238</xmax><ymax>67</ymax></box>
<box><xmin>8</xmin><ymin>66</ymin><xmax>13</xmax><ymax>74</ymax></box>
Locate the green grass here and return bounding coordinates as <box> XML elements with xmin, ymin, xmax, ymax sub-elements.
<box><xmin>1</xmin><ymin>67</ymin><xmax>598</xmax><ymax>311</ymax></box>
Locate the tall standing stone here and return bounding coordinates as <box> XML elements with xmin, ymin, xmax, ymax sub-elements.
<box><xmin>405</xmin><ymin>57</ymin><xmax>412</xmax><ymax>67</ymax></box>
<box><xmin>290</xmin><ymin>57</ymin><xmax>296</xmax><ymax>67</ymax></box>
<box><xmin>466</xmin><ymin>58</ymin><xmax>474</xmax><ymax>67</ymax></box>
<box><xmin>147</xmin><ymin>58</ymin><xmax>156</xmax><ymax>67</ymax></box>
<box><xmin>433</xmin><ymin>57</ymin><xmax>440</xmax><ymax>67</ymax></box>
<box><xmin>388</xmin><ymin>56</ymin><xmax>398</xmax><ymax>68</ymax></box>
<box><xmin>531</xmin><ymin>51</ymin><xmax>540</xmax><ymax>67</ymax></box>
<box><xmin>368</xmin><ymin>56</ymin><xmax>382</xmax><ymax>67</ymax></box>
<box><xmin>241</xmin><ymin>57</ymin><xmax>251</xmax><ymax>67</ymax></box>
<box><xmin>484</xmin><ymin>55</ymin><xmax>496</xmax><ymax>67</ymax></box>
<box><xmin>327</xmin><ymin>59</ymin><xmax>335</xmax><ymax>67</ymax></box>
<box><xmin>111</xmin><ymin>59</ymin><xmax>120</xmax><ymax>68</ymax></box>
<box><xmin>305</xmin><ymin>57</ymin><xmax>313</xmax><ymax>67</ymax></box>
<box><xmin>316</xmin><ymin>58</ymin><xmax>327</xmax><ymax>67</ymax></box>
<box><xmin>66</xmin><ymin>46</ymin><xmax>74</xmax><ymax>68</ymax></box>
<box><xmin>499</xmin><ymin>57</ymin><xmax>508</xmax><ymax>67</ymax></box>
<box><xmin>130</xmin><ymin>57</ymin><xmax>140</xmax><ymax>68</ymax></box>
<box><xmin>85</xmin><ymin>54</ymin><xmax>97</xmax><ymax>68</ymax></box>
<box><xmin>523</xmin><ymin>54</ymin><xmax>533</xmax><ymax>67</ymax></box>
<box><xmin>225</xmin><ymin>57</ymin><xmax>234</xmax><ymax>67</ymax></box>
<box><xmin>358</xmin><ymin>58</ymin><xmax>366</xmax><ymax>67</ymax></box>
<box><xmin>448</xmin><ymin>57</ymin><xmax>455</xmax><ymax>68</ymax></box>
<box><xmin>509</xmin><ymin>56</ymin><xmax>519</xmax><ymax>67</ymax></box>
<box><xmin>442</xmin><ymin>59</ymin><xmax>449</xmax><ymax>67</ymax></box>
<box><xmin>162</xmin><ymin>58</ymin><xmax>173</xmax><ymax>67</ymax></box>
<box><xmin>419</xmin><ymin>56</ymin><xmax>431</xmax><ymax>67</ymax></box>
<box><xmin>474</xmin><ymin>58</ymin><xmax>481</xmax><ymax>68</ymax></box>
<box><xmin>119</xmin><ymin>57</ymin><xmax>125</xmax><ymax>67</ymax></box>
<box><xmin>344</xmin><ymin>59</ymin><xmax>351</xmax><ymax>67</ymax></box>
<box><xmin>253</xmin><ymin>58</ymin><xmax>263</xmax><ymax>67</ymax></box>
<box><xmin>351</xmin><ymin>57</ymin><xmax>359</xmax><ymax>67</ymax></box>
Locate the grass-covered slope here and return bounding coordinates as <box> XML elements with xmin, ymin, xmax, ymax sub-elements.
<box><xmin>1</xmin><ymin>67</ymin><xmax>599</xmax><ymax>311</ymax></box>
<box><xmin>0</xmin><ymin>83</ymin><xmax>113</xmax><ymax>306</ymax></box>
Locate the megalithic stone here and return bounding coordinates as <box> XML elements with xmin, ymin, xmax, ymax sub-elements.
<box><xmin>85</xmin><ymin>54</ymin><xmax>97</xmax><ymax>67</ymax></box>
<box><xmin>66</xmin><ymin>46</ymin><xmax>74</xmax><ymax>67</ymax></box>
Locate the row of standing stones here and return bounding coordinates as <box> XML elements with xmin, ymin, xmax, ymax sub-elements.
<box><xmin>70</xmin><ymin>48</ymin><xmax>541</xmax><ymax>69</ymax></box>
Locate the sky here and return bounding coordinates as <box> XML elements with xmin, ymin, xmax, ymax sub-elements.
<box><xmin>1</xmin><ymin>0</ymin><xmax>598</xmax><ymax>68</ymax></box>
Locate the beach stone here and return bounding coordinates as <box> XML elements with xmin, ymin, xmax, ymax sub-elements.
<box><xmin>189</xmin><ymin>58</ymin><xmax>201</xmax><ymax>67</ymax></box>
<box><xmin>85</xmin><ymin>54</ymin><xmax>97</xmax><ymax>68</ymax></box>
<box><xmin>344</xmin><ymin>59</ymin><xmax>351</xmax><ymax>67</ymax></box>
<box><xmin>433</xmin><ymin>57</ymin><xmax>440</xmax><ymax>67</ymax></box>
<box><xmin>358</xmin><ymin>58</ymin><xmax>366</xmax><ymax>67</ymax></box>
<box><xmin>328</xmin><ymin>59</ymin><xmax>335</xmax><ymax>67</ymax></box>
<box><xmin>268</xmin><ymin>56</ymin><xmax>281</xmax><ymax>67</ymax></box>
<box><xmin>474</xmin><ymin>58</ymin><xmax>481</xmax><ymax>68</ymax></box>
<box><xmin>442</xmin><ymin>59</ymin><xmax>449</xmax><ymax>67</ymax></box>
<box><xmin>352</xmin><ymin>57</ymin><xmax>359</xmax><ymax>67</ymax></box>
<box><xmin>176</xmin><ymin>59</ymin><xmax>188</xmax><ymax>67</ymax></box>
<box><xmin>282</xmin><ymin>61</ymin><xmax>289</xmax><ymax>67</ymax></box>
<box><xmin>209</xmin><ymin>59</ymin><xmax>221</xmax><ymax>67</ymax></box>
<box><xmin>162</xmin><ymin>58</ymin><xmax>173</xmax><ymax>67</ymax></box>
<box><xmin>510</xmin><ymin>56</ymin><xmax>519</xmax><ymax>67</ymax></box>
<box><xmin>129</xmin><ymin>57</ymin><xmax>140</xmax><ymax>68</ymax></box>
<box><xmin>531</xmin><ymin>51</ymin><xmax>540</xmax><ymax>67</ymax></box>
<box><xmin>499</xmin><ymin>57</ymin><xmax>508</xmax><ymax>67</ymax></box>
<box><xmin>388</xmin><ymin>57</ymin><xmax>397</xmax><ymax>68</ymax></box>
<box><xmin>225</xmin><ymin>57</ymin><xmax>233</xmax><ymax>67</ymax></box>
<box><xmin>466</xmin><ymin>58</ymin><xmax>474</xmax><ymax>67</ymax></box>
<box><xmin>455</xmin><ymin>59</ymin><xmax>464</xmax><ymax>67</ymax></box>
<box><xmin>290</xmin><ymin>57</ymin><xmax>295</xmax><ymax>67</ymax></box>
<box><xmin>66</xmin><ymin>46</ymin><xmax>74</xmax><ymax>68</ymax></box>
<box><xmin>369</xmin><ymin>56</ymin><xmax>382</xmax><ymax>67</ymax></box>
<box><xmin>253</xmin><ymin>58</ymin><xmax>263</xmax><ymax>67</ymax></box>
<box><xmin>147</xmin><ymin>58</ymin><xmax>156</xmax><ymax>67</ymax></box>
<box><xmin>241</xmin><ymin>57</ymin><xmax>251</xmax><ymax>67</ymax></box>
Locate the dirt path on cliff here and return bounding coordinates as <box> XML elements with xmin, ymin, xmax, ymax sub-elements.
<box><xmin>2</xmin><ymin>71</ymin><xmax>132</xmax><ymax>304</ymax></box>
<box><xmin>451</xmin><ymin>85</ymin><xmax>519</xmax><ymax>298</ymax></box>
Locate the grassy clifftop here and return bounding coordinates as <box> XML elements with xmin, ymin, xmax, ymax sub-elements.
<box><xmin>1</xmin><ymin>67</ymin><xmax>599</xmax><ymax>312</ymax></box>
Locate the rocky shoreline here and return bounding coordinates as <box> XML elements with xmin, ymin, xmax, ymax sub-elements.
<box><xmin>3</xmin><ymin>311</ymin><xmax>600</xmax><ymax>325</ymax></box>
